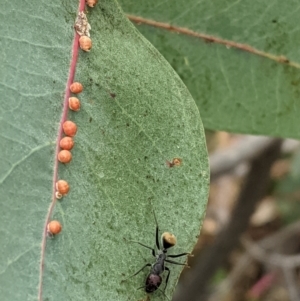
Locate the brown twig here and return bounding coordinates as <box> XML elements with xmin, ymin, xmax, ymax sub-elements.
<box><xmin>242</xmin><ymin>237</ymin><xmax>300</xmax><ymax>269</ymax></box>
<box><xmin>283</xmin><ymin>267</ymin><xmax>300</xmax><ymax>301</ymax></box>
<box><xmin>126</xmin><ymin>15</ymin><xmax>300</xmax><ymax>68</ymax></box>
<box><xmin>210</xmin><ymin>221</ymin><xmax>300</xmax><ymax>301</ymax></box>
<box><xmin>210</xmin><ymin>136</ymin><xmax>300</xmax><ymax>179</ymax></box>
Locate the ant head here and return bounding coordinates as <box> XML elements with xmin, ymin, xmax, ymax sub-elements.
<box><xmin>146</xmin><ymin>274</ymin><xmax>162</xmax><ymax>293</ymax></box>
<box><xmin>161</xmin><ymin>232</ymin><xmax>177</xmax><ymax>249</ymax></box>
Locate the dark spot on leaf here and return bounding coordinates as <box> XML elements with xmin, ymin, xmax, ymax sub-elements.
<box><xmin>278</xmin><ymin>56</ymin><xmax>289</xmax><ymax>64</ymax></box>
<box><xmin>272</xmin><ymin>19</ymin><xmax>277</xmax><ymax>23</ymax></box>
<box><xmin>126</xmin><ymin>123</ymin><xmax>130</xmax><ymax>127</ymax></box>
<box><xmin>89</xmin><ymin>117</ymin><xmax>92</xmax><ymax>123</ymax></box>
<box><xmin>53</xmin><ymin>80</ymin><xmax>56</xmax><ymax>84</ymax></box>
<box><xmin>144</xmin><ymin>156</ymin><xmax>148</xmax><ymax>160</ymax></box>
<box><xmin>204</xmin><ymin>37</ymin><xmax>214</xmax><ymax>43</ymax></box>
<box><xmin>84</xmin><ymin>283</ymin><xmax>91</xmax><ymax>293</ymax></box>
<box><xmin>110</xmin><ymin>92</ymin><xmax>116</xmax><ymax>98</ymax></box>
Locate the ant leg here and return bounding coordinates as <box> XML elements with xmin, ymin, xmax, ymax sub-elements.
<box><xmin>131</xmin><ymin>263</ymin><xmax>152</xmax><ymax>277</ymax></box>
<box><xmin>156</xmin><ymin>287</ymin><xmax>171</xmax><ymax>301</ymax></box>
<box><xmin>168</xmin><ymin>252</ymin><xmax>191</xmax><ymax>258</ymax></box>
<box><xmin>149</xmin><ymin>199</ymin><xmax>161</xmax><ymax>250</ymax></box>
<box><xmin>128</xmin><ymin>240</ymin><xmax>156</xmax><ymax>257</ymax></box>
<box><xmin>164</xmin><ymin>266</ymin><xmax>171</xmax><ymax>291</ymax></box>
<box><xmin>165</xmin><ymin>259</ymin><xmax>188</xmax><ymax>266</ymax></box>
<box><xmin>122</xmin><ymin>263</ymin><xmax>151</xmax><ymax>284</ymax></box>
<box><xmin>126</xmin><ymin>286</ymin><xmax>145</xmax><ymax>301</ymax></box>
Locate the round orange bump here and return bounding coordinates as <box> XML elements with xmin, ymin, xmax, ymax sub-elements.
<box><xmin>70</xmin><ymin>82</ymin><xmax>83</xmax><ymax>94</ymax></box>
<box><xmin>79</xmin><ymin>36</ymin><xmax>92</xmax><ymax>52</ymax></box>
<box><xmin>86</xmin><ymin>0</ymin><xmax>98</xmax><ymax>7</ymax></box>
<box><xmin>47</xmin><ymin>220</ymin><xmax>62</xmax><ymax>235</ymax></box>
<box><xmin>68</xmin><ymin>97</ymin><xmax>81</xmax><ymax>111</ymax></box>
<box><xmin>58</xmin><ymin>150</ymin><xmax>72</xmax><ymax>163</ymax></box>
<box><xmin>59</xmin><ymin>136</ymin><xmax>74</xmax><ymax>150</ymax></box>
<box><xmin>63</xmin><ymin>120</ymin><xmax>77</xmax><ymax>137</ymax></box>
<box><xmin>56</xmin><ymin>180</ymin><xmax>70</xmax><ymax>196</ymax></box>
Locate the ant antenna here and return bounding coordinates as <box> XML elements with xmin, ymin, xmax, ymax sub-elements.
<box><xmin>156</xmin><ymin>286</ymin><xmax>171</xmax><ymax>301</ymax></box>
<box><xmin>148</xmin><ymin>199</ymin><xmax>161</xmax><ymax>251</ymax></box>
<box><xmin>148</xmin><ymin>199</ymin><xmax>159</xmax><ymax>229</ymax></box>
<box><xmin>126</xmin><ymin>286</ymin><xmax>143</xmax><ymax>301</ymax></box>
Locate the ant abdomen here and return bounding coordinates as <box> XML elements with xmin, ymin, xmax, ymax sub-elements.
<box><xmin>146</xmin><ymin>274</ymin><xmax>162</xmax><ymax>293</ymax></box>
<box><xmin>162</xmin><ymin>232</ymin><xmax>177</xmax><ymax>249</ymax></box>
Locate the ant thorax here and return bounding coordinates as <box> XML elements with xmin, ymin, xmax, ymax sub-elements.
<box><xmin>156</xmin><ymin>250</ymin><xmax>166</xmax><ymax>258</ymax></box>
<box><xmin>154</xmin><ymin>251</ymin><xmax>163</xmax><ymax>263</ymax></box>
<box><xmin>156</xmin><ymin>249</ymin><xmax>163</xmax><ymax>256</ymax></box>
<box><xmin>152</xmin><ymin>253</ymin><xmax>167</xmax><ymax>273</ymax></box>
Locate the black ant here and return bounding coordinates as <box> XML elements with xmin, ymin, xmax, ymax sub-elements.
<box><xmin>128</xmin><ymin>206</ymin><xmax>192</xmax><ymax>298</ymax></box>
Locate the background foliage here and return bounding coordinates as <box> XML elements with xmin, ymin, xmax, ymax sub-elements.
<box><xmin>120</xmin><ymin>0</ymin><xmax>300</xmax><ymax>139</ymax></box>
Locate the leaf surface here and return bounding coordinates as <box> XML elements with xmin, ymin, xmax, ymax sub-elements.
<box><xmin>119</xmin><ymin>0</ymin><xmax>300</xmax><ymax>139</ymax></box>
<box><xmin>0</xmin><ymin>1</ymin><xmax>209</xmax><ymax>301</ymax></box>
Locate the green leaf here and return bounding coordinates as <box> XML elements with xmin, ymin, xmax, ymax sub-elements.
<box><xmin>0</xmin><ymin>1</ymin><xmax>209</xmax><ymax>301</ymax></box>
<box><xmin>119</xmin><ymin>0</ymin><xmax>300</xmax><ymax>139</ymax></box>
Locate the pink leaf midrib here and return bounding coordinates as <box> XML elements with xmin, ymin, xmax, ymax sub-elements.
<box><xmin>38</xmin><ymin>1</ymin><xmax>86</xmax><ymax>300</ymax></box>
